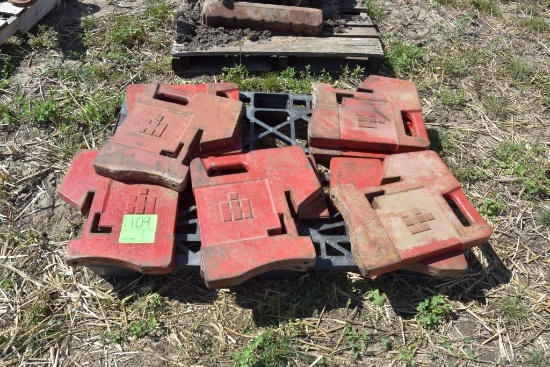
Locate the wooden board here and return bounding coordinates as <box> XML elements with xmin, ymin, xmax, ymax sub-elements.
<box><xmin>172</xmin><ymin>12</ymin><xmax>384</xmax><ymax>75</ymax></box>
<box><xmin>0</xmin><ymin>0</ymin><xmax>60</xmax><ymax>45</ymax></box>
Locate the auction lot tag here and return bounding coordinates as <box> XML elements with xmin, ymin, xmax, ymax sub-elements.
<box><xmin>119</xmin><ymin>214</ymin><xmax>158</xmax><ymax>243</ymax></box>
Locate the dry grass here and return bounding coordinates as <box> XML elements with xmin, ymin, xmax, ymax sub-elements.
<box><xmin>0</xmin><ymin>0</ymin><xmax>549</xmax><ymax>366</ymax></box>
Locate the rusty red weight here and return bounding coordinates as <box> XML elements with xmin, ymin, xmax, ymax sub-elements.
<box><xmin>309</xmin><ymin>146</ymin><xmax>388</xmax><ymax>167</ymax></box>
<box><xmin>201</xmin><ymin>0</ymin><xmax>324</xmax><ymax>36</ymax></box>
<box><xmin>329</xmin><ymin>151</ymin><xmax>492</xmax><ymax>277</ymax></box>
<box><xmin>57</xmin><ymin>150</ymin><xmax>179</xmax><ymax>274</ymax></box>
<box><xmin>123</xmin><ymin>83</ymin><xmax>241</xmax><ymax>116</ymax></box>
<box><xmin>402</xmin><ymin>251</ymin><xmax>467</xmax><ymax>278</ymax></box>
<box><xmin>308</xmin><ymin>75</ymin><xmax>430</xmax><ymax>156</ymax></box>
<box><xmin>93</xmin><ymin>84</ymin><xmax>243</xmax><ymax>192</ymax></box>
<box><xmin>190</xmin><ymin>146</ymin><xmax>329</xmax><ymax>288</ymax></box>
<box><xmin>123</xmin><ymin>83</ymin><xmax>243</xmax><ymax>158</ymax></box>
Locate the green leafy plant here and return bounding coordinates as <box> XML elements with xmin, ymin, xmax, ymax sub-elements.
<box><xmin>381</xmin><ymin>337</ymin><xmax>392</xmax><ymax>350</ymax></box>
<box><xmin>128</xmin><ymin>314</ymin><xmax>158</xmax><ymax>338</ymax></box>
<box><xmin>491</xmin><ymin>143</ymin><xmax>549</xmax><ymax>199</ymax></box>
<box><xmin>0</xmin><ymin>272</ymin><xmax>13</xmax><ymax>290</ymax></box>
<box><xmin>28</xmin><ymin>25</ymin><xmax>59</xmax><ymax>50</ymax></box>
<box><xmin>104</xmin><ymin>331</ymin><xmax>123</xmax><ymax>344</ymax></box>
<box><xmin>504</xmin><ymin>55</ymin><xmax>536</xmax><ymax>83</ymax></box>
<box><xmin>482</xmin><ymin>94</ymin><xmax>509</xmax><ymax>119</ymax></box>
<box><xmin>416</xmin><ymin>295</ymin><xmax>452</xmax><ymax>330</ymax></box>
<box><xmin>32</xmin><ymin>99</ymin><xmax>58</xmax><ymax>124</ymax></box>
<box><xmin>479</xmin><ymin>199</ymin><xmax>506</xmax><ymax>217</ymax></box>
<box><xmin>107</xmin><ymin>15</ymin><xmax>147</xmax><ymax>48</ymax></box>
<box><xmin>525</xmin><ymin>350</ymin><xmax>547</xmax><ymax>367</ymax></box>
<box><xmin>499</xmin><ymin>294</ymin><xmax>529</xmax><ymax>321</ymax></box>
<box><xmin>366</xmin><ymin>288</ymin><xmax>385</xmax><ymax>306</ymax></box>
<box><xmin>399</xmin><ymin>347</ymin><xmax>416</xmax><ymax>366</ymax></box>
<box><xmin>449</xmin><ymin>163</ymin><xmax>486</xmax><ymax>184</ymax></box>
<box><xmin>364</xmin><ymin>0</ymin><xmax>382</xmax><ymax>21</ymax></box>
<box><xmin>234</xmin><ymin>325</ymin><xmax>302</xmax><ymax>367</ymax></box>
<box><xmin>472</xmin><ymin>0</ymin><xmax>500</xmax><ymax>16</ymax></box>
<box><xmin>0</xmin><ymin>55</ymin><xmax>15</xmax><ymax>88</ymax></box>
<box><xmin>145</xmin><ymin>0</ymin><xmax>172</xmax><ymax>27</ymax></box>
<box><xmin>438</xmin><ymin>88</ymin><xmax>467</xmax><ymax>107</ymax></box>
<box><xmin>540</xmin><ymin>210</ymin><xmax>550</xmax><ymax>227</ymax></box>
<box><xmin>519</xmin><ymin>17</ymin><xmax>550</xmax><ymax>33</ymax></box>
<box><xmin>222</xmin><ymin>65</ymin><xmax>332</xmax><ymax>94</ymax></box>
<box><xmin>345</xmin><ymin>325</ymin><xmax>371</xmax><ymax>358</ymax></box>
<box><xmin>385</xmin><ymin>37</ymin><xmax>423</xmax><ymax>75</ymax></box>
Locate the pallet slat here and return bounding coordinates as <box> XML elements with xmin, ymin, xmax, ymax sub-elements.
<box><xmin>0</xmin><ymin>0</ymin><xmax>60</xmax><ymax>45</ymax></box>
<box><xmin>323</xmin><ymin>26</ymin><xmax>379</xmax><ymax>38</ymax></box>
<box><xmin>173</xmin><ymin>36</ymin><xmax>383</xmax><ymax>57</ymax></box>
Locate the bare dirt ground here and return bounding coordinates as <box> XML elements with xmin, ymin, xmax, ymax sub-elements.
<box><xmin>0</xmin><ymin>0</ymin><xmax>549</xmax><ymax>366</ymax></box>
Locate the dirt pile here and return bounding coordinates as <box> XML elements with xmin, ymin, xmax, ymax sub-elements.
<box><xmin>174</xmin><ymin>0</ymin><xmax>356</xmax><ymax>50</ymax></box>
<box><xmin>175</xmin><ymin>0</ymin><xmax>272</xmax><ymax>50</ymax></box>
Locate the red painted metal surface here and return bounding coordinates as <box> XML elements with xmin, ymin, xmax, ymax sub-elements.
<box><xmin>310</xmin><ymin>146</ymin><xmax>388</xmax><ymax>166</ymax></box>
<box><xmin>308</xmin><ymin>76</ymin><xmax>430</xmax><ymax>156</ymax></box>
<box><xmin>403</xmin><ymin>251</ymin><xmax>467</xmax><ymax>277</ymax></box>
<box><xmin>329</xmin><ymin>151</ymin><xmax>492</xmax><ymax>277</ymax></box>
<box><xmin>201</xmin><ymin>0</ymin><xmax>323</xmax><ymax>36</ymax></box>
<box><xmin>123</xmin><ymin>83</ymin><xmax>241</xmax><ymax>115</ymax></box>
<box><xmin>93</xmin><ymin>84</ymin><xmax>243</xmax><ymax>192</ymax></box>
<box><xmin>58</xmin><ymin>150</ymin><xmax>179</xmax><ymax>274</ymax></box>
<box><xmin>190</xmin><ymin>146</ymin><xmax>329</xmax><ymax>288</ymax></box>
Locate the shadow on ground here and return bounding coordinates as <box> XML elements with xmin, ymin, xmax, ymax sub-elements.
<box><xmin>41</xmin><ymin>0</ymin><xmax>101</xmax><ymax>59</ymax></box>
<box><xmin>99</xmin><ymin>242</ymin><xmax>511</xmax><ymax>326</ymax></box>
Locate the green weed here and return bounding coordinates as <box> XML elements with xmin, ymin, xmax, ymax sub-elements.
<box><xmin>416</xmin><ymin>295</ymin><xmax>452</xmax><ymax>330</ymax></box>
<box><xmin>525</xmin><ymin>350</ymin><xmax>547</xmax><ymax>367</ymax></box>
<box><xmin>399</xmin><ymin>347</ymin><xmax>416</xmax><ymax>366</ymax></box>
<box><xmin>438</xmin><ymin>88</ymin><xmax>467</xmax><ymax>107</ymax></box>
<box><xmin>28</xmin><ymin>97</ymin><xmax>58</xmax><ymax>125</ymax></box>
<box><xmin>540</xmin><ymin>210</ymin><xmax>550</xmax><ymax>227</ymax></box>
<box><xmin>145</xmin><ymin>0</ymin><xmax>172</xmax><ymax>27</ymax></box>
<box><xmin>346</xmin><ymin>277</ymin><xmax>385</xmax><ymax>306</ymax></box>
<box><xmin>366</xmin><ymin>288</ymin><xmax>385</xmax><ymax>306</ymax></box>
<box><xmin>0</xmin><ymin>55</ymin><xmax>15</xmax><ymax>88</ymax></box>
<box><xmin>472</xmin><ymin>0</ymin><xmax>500</xmax><ymax>16</ymax></box>
<box><xmin>381</xmin><ymin>337</ymin><xmax>392</xmax><ymax>350</ymax></box>
<box><xmin>482</xmin><ymin>94</ymin><xmax>508</xmax><ymax>119</ymax></box>
<box><xmin>449</xmin><ymin>163</ymin><xmax>486</xmax><ymax>184</ymax></box>
<box><xmin>80</xmin><ymin>17</ymin><xmax>99</xmax><ymax>31</ymax></box>
<box><xmin>345</xmin><ymin>326</ymin><xmax>371</xmax><ymax>358</ymax></box>
<box><xmin>439</xmin><ymin>48</ymin><xmax>487</xmax><ymax>77</ymax></box>
<box><xmin>364</xmin><ymin>0</ymin><xmax>382</xmax><ymax>22</ymax></box>
<box><xmin>128</xmin><ymin>314</ymin><xmax>158</xmax><ymax>338</ymax></box>
<box><xmin>107</xmin><ymin>15</ymin><xmax>147</xmax><ymax>48</ymax></box>
<box><xmin>491</xmin><ymin>143</ymin><xmax>549</xmax><ymax>198</ymax></box>
<box><xmin>519</xmin><ymin>17</ymin><xmax>550</xmax><ymax>33</ymax></box>
<box><xmin>478</xmin><ymin>199</ymin><xmax>506</xmax><ymax>217</ymax></box>
<box><xmin>0</xmin><ymin>275</ymin><xmax>13</xmax><ymax>290</ymax></box>
<box><xmin>221</xmin><ymin>65</ymin><xmax>332</xmax><ymax>94</ymax></box>
<box><xmin>435</xmin><ymin>0</ymin><xmax>459</xmax><ymax>5</ymax></box>
<box><xmin>504</xmin><ymin>55</ymin><xmax>536</xmax><ymax>83</ymax></box>
<box><xmin>455</xmin><ymin>14</ymin><xmax>475</xmax><ymax>31</ymax></box>
<box><xmin>28</xmin><ymin>25</ymin><xmax>59</xmax><ymax>50</ymax></box>
<box><xmin>104</xmin><ymin>330</ymin><xmax>123</xmax><ymax>344</ymax></box>
<box><xmin>499</xmin><ymin>294</ymin><xmax>530</xmax><ymax>322</ymax></box>
<box><xmin>234</xmin><ymin>324</ymin><xmax>304</xmax><ymax>367</ymax></box>
<box><xmin>385</xmin><ymin>36</ymin><xmax>423</xmax><ymax>75</ymax></box>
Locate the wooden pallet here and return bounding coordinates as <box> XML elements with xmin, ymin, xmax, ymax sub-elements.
<box><xmin>172</xmin><ymin>9</ymin><xmax>384</xmax><ymax>75</ymax></box>
<box><xmin>0</xmin><ymin>0</ymin><xmax>60</xmax><ymax>45</ymax></box>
